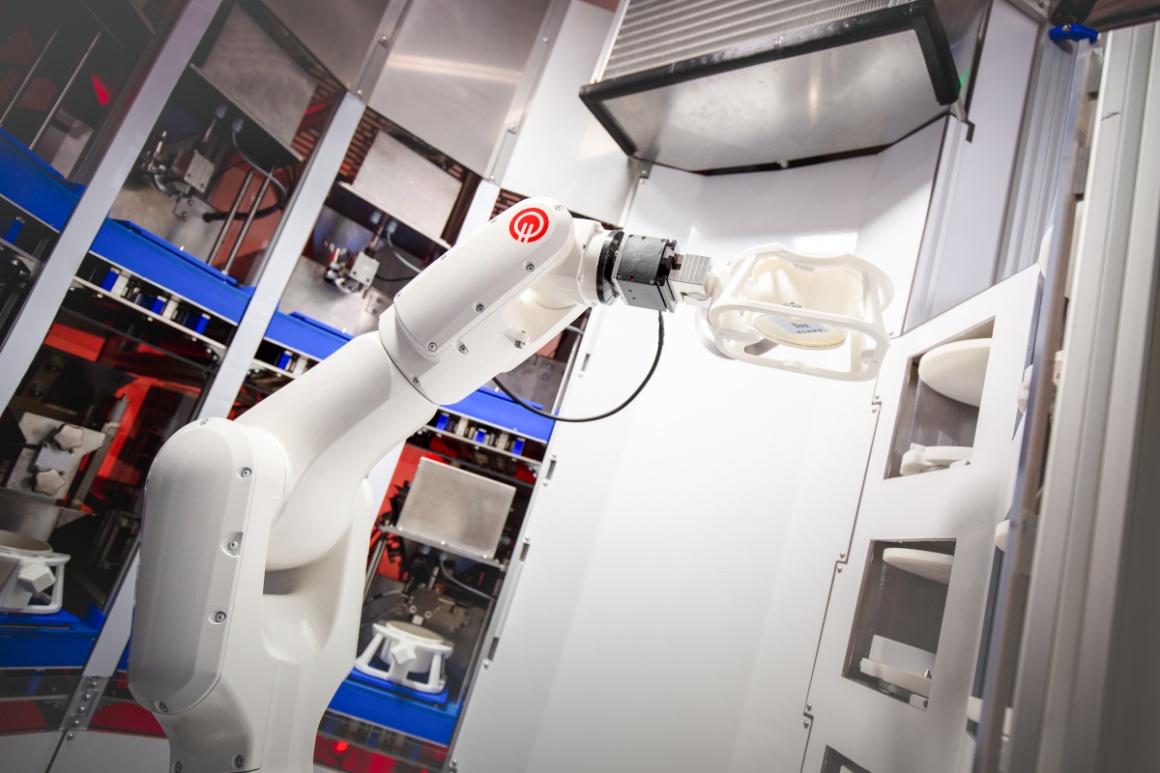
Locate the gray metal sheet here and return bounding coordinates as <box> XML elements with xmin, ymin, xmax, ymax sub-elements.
<box><xmin>368</xmin><ymin>0</ymin><xmax>553</xmax><ymax>175</ymax></box>
<box><xmin>200</xmin><ymin>4</ymin><xmax>317</xmax><ymax>150</ymax></box>
<box><xmin>261</xmin><ymin>0</ymin><xmax>394</xmax><ymax>89</ymax></box>
<box><xmin>396</xmin><ymin>458</ymin><xmax>515</xmax><ymax>561</ymax></box>
<box><xmin>599</xmin><ymin>30</ymin><xmax>942</xmax><ymax>170</ymax></box>
<box><xmin>351</xmin><ymin>131</ymin><xmax>462</xmax><ymax>241</ymax></box>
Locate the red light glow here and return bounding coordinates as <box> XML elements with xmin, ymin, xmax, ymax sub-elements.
<box><xmin>90</xmin><ymin>73</ymin><xmax>110</xmax><ymax>106</ymax></box>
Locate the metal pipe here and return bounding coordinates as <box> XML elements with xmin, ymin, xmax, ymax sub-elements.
<box><xmin>223</xmin><ymin>173</ymin><xmax>271</xmax><ymax>274</ymax></box>
<box><xmin>0</xmin><ymin>26</ymin><xmax>60</xmax><ymax>126</ymax></box>
<box><xmin>208</xmin><ymin>168</ymin><xmax>253</xmax><ymax>266</ymax></box>
<box><xmin>31</xmin><ymin>30</ymin><xmax>101</xmax><ymax>149</ymax></box>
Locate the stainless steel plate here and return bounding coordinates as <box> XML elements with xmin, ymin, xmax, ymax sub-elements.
<box><xmin>396</xmin><ymin>458</ymin><xmax>516</xmax><ymax>561</ymax></box>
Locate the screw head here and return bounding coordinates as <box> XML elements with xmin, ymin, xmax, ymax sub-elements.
<box><xmin>238</xmin><ymin>467</ymin><xmax>252</xmax><ymax>478</ymax></box>
<box><xmin>412</xmin><ymin>376</ymin><xmax>420</xmax><ymax>385</ymax></box>
<box><xmin>525</xmin><ymin>263</ymin><xmax>535</xmax><ymax>272</ymax></box>
<box><xmin>66</xmin><ymin>732</ymin><xmax>75</xmax><ymax>740</ymax></box>
<box><xmin>803</xmin><ymin>719</ymin><xmax>810</xmax><ymax>728</ymax></box>
<box><xmin>233</xmin><ymin>754</ymin><xmax>245</xmax><ymax>769</ymax></box>
<box><xmin>213</xmin><ymin>611</ymin><xmax>227</xmax><ymax>623</ymax></box>
<box><xmin>157</xmin><ymin>701</ymin><xmax>168</xmax><ymax>713</ymax></box>
<box><xmin>806</xmin><ymin>703</ymin><xmax>812</xmax><ymax>711</ymax></box>
<box><xmin>175</xmin><ymin>763</ymin><xmax>183</xmax><ymax>773</ymax></box>
<box><xmin>428</xmin><ymin>342</ymin><xmax>438</xmax><ymax>351</ymax></box>
<box><xmin>475</xmin><ymin>303</ymin><xmax>485</xmax><ymax>313</ymax></box>
<box><xmin>459</xmin><ymin>344</ymin><xmax>468</xmax><ymax>354</ymax></box>
<box><xmin>199</xmin><ymin>418</ymin><xmax>209</xmax><ymax>426</ymax></box>
<box><xmin>836</xmin><ymin>565</ymin><xmax>844</xmax><ymax>573</ymax></box>
<box><xmin>228</xmin><ymin>540</ymin><xmax>240</xmax><ymax>551</ymax></box>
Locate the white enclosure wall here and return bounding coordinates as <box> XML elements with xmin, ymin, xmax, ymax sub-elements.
<box><xmin>453</xmin><ymin>118</ymin><xmax>945</xmax><ymax>773</ymax></box>
<box><xmin>499</xmin><ymin>1</ymin><xmax>638</xmax><ymax>225</ymax></box>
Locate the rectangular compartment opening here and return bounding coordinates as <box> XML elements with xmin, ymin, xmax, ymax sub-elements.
<box><xmin>822</xmin><ymin>746</ymin><xmax>873</xmax><ymax>773</ymax></box>
<box><xmin>887</xmin><ymin>319</ymin><xmax>994</xmax><ymax>478</ymax></box>
<box><xmin>843</xmin><ymin>539</ymin><xmax>956</xmax><ymax>709</ymax></box>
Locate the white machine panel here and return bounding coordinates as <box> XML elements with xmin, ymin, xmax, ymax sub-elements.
<box><xmin>801</xmin><ymin>267</ymin><xmax>1040</xmax><ymax>773</ymax></box>
<box><xmin>453</xmin><ymin>116</ymin><xmax>942</xmax><ymax>773</ymax></box>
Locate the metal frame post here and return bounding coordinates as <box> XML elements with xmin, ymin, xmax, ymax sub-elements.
<box><xmin>972</xmin><ymin>35</ymin><xmax>1090</xmax><ymax>773</ymax></box>
<box><xmin>1004</xmin><ymin>23</ymin><xmax>1160</xmax><ymax>773</ymax></box>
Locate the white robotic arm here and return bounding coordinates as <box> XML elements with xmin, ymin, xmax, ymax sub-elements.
<box><xmin>128</xmin><ymin>199</ymin><xmax>709</xmax><ymax>773</ymax></box>
<box><xmin>127</xmin><ymin>195</ymin><xmax>892</xmax><ymax>773</ymax></box>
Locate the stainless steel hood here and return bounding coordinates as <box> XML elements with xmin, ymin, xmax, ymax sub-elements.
<box><xmin>1052</xmin><ymin>0</ymin><xmax>1160</xmax><ymax>29</ymax></box>
<box><xmin>579</xmin><ymin>0</ymin><xmax>989</xmax><ymax>172</ymax></box>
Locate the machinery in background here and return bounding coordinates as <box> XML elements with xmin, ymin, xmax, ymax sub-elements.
<box><xmin>0</xmin><ymin>0</ymin><xmax>170</xmax><ymax>178</ymax></box>
<box><xmin>127</xmin><ymin>192</ymin><xmax>895</xmax><ymax>773</ymax></box>
<box><xmin>0</xmin><ymin>0</ymin><xmax>173</xmax><ymax>350</ymax></box>
<box><xmin>235</xmin><ymin>110</ymin><xmax>484</xmax><ymax>414</ymax></box>
<box><xmin>2</xmin><ymin>412</ymin><xmax>108</xmax><ymax>502</ymax></box>
<box><xmin>100</xmin><ymin>0</ymin><xmax>354</xmax><ymax>286</ymax></box>
<box><xmin>0</xmin><ymin>0</ymin><xmax>345</xmax><ymax>740</ymax></box>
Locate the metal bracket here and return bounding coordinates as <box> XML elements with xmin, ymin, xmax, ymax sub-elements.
<box><xmin>62</xmin><ymin>675</ymin><xmax>108</xmax><ymax>732</ymax></box>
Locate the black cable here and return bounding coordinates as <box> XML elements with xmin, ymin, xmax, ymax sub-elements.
<box><xmin>375</xmin><ymin>274</ymin><xmax>414</xmax><ymax>283</ymax></box>
<box><xmin>362</xmin><ymin>589</ymin><xmax>403</xmax><ymax>606</ymax></box>
<box><xmin>492</xmin><ymin>311</ymin><xmax>665</xmax><ymax>423</ymax></box>
<box><xmin>440</xmin><ymin>563</ymin><xmax>495</xmax><ymax>601</ymax></box>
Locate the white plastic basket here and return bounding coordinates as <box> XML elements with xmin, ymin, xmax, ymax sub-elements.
<box><xmin>703</xmin><ymin>244</ymin><xmax>894</xmax><ymax>381</ymax></box>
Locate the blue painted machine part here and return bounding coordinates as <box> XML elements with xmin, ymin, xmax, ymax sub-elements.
<box><xmin>443</xmin><ymin>388</ymin><xmax>554</xmax><ymax>443</ymax></box>
<box><xmin>91</xmin><ymin>220</ymin><xmax>255</xmax><ymax>324</ymax></box>
<box><xmin>1049</xmin><ymin>23</ymin><xmax>1099</xmax><ymax>43</ymax></box>
<box><xmin>330</xmin><ymin>672</ymin><xmax>460</xmax><ymax>746</ymax></box>
<box><xmin>0</xmin><ymin>604</ymin><xmax>105</xmax><ymax>669</ymax></box>
<box><xmin>0</xmin><ymin>126</ymin><xmax>84</xmax><ymax>231</ymax></box>
<box><xmin>264</xmin><ymin>311</ymin><xmax>353</xmax><ymax>361</ymax></box>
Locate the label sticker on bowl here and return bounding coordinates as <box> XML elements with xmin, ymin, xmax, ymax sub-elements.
<box><xmin>770</xmin><ymin>317</ymin><xmax>829</xmax><ymax>336</ymax></box>
<box><xmin>754</xmin><ymin>314</ymin><xmax>847</xmax><ymax>350</ymax></box>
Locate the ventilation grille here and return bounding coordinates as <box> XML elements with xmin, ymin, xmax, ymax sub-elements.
<box><xmin>603</xmin><ymin>0</ymin><xmax>896</xmax><ymax>80</ymax></box>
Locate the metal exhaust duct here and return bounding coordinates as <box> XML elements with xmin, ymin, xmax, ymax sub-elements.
<box><xmin>580</xmin><ymin>0</ymin><xmax>989</xmax><ymax>172</ymax></box>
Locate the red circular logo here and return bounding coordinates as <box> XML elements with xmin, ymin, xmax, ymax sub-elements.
<box><xmin>509</xmin><ymin>207</ymin><xmax>549</xmax><ymax>243</ymax></box>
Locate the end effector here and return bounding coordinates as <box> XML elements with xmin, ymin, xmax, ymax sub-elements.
<box><xmin>591</xmin><ymin>230</ymin><xmax>713</xmax><ymax>311</ymax></box>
